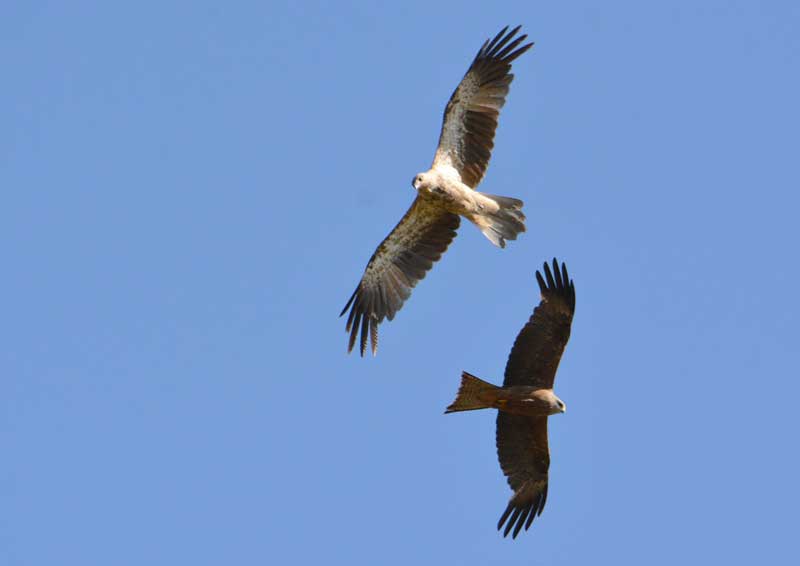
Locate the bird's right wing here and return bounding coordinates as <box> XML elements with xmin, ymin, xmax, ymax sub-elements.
<box><xmin>431</xmin><ymin>26</ymin><xmax>533</xmax><ymax>188</ymax></box>
<box><xmin>502</xmin><ymin>259</ymin><xmax>576</xmax><ymax>389</ymax></box>
<box><xmin>340</xmin><ymin>196</ymin><xmax>460</xmax><ymax>356</ymax></box>
<box><xmin>495</xmin><ymin>413</ymin><xmax>549</xmax><ymax>538</ymax></box>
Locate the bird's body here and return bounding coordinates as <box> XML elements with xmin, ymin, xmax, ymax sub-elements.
<box><xmin>413</xmin><ymin>169</ymin><xmax>480</xmax><ymax>215</ymax></box>
<box><xmin>413</xmin><ymin>169</ymin><xmax>523</xmax><ymax>239</ymax></box>
<box><xmin>445</xmin><ymin>259</ymin><xmax>576</xmax><ymax>538</ymax></box>
<box><xmin>341</xmin><ymin>26</ymin><xmax>533</xmax><ymax>356</ymax></box>
<box><xmin>446</xmin><ymin>372</ymin><xmax>565</xmax><ymax>418</ymax></box>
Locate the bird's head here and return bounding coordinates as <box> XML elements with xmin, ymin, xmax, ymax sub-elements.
<box><xmin>552</xmin><ymin>395</ymin><xmax>567</xmax><ymax>415</ymax></box>
<box><xmin>526</xmin><ymin>389</ymin><xmax>567</xmax><ymax>416</ymax></box>
<box><xmin>411</xmin><ymin>172</ymin><xmax>427</xmax><ymax>191</ymax></box>
<box><xmin>532</xmin><ymin>389</ymin><xmax>566</xmax><ymax>415</ymax></box>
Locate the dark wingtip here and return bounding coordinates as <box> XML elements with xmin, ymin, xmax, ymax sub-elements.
<box><xmin>543</xmin><ymin>260</ymin><xmax>555</xmax><ymax>289</ymax></box>
<box><xmin>482</xmin><ymin>25</ymin><xmax>532</xmax><ymax>59</ymax></box>
<box><xmin>498</xmin><ymin>501</ymin><xmax>525</xmax><ymax>538</ymax></box>
<box><xmin>535</xmin><ymin>270</ymin><xmax>546</xmax><ymax>294</ymax></box>
<box><xmin>342</xmin><ymin>284</ymin><xmax>381</xmax><ymax>357</ymax></box>
<box><xmin>553</xmin><ymin>258</ymin><xmax>575</xmax><ymax>310</ymax></box>
<box><xmin>512</xmin><ymin>507</ymin><xmax>532</xmax><ymax>538</ymax></box>
<box><xmin>340</xmin><ymin>287</ymin><xmax>358</xmax><ymax>318</ymax></box>
<box><xmin>551</xmin><ymin>258</ymin><xmax>563</xmax><ymax>288</ymax></box>
<box><xmin>491</xmin><ymin>25</ymin><xmax>534</xmax><ymax>63</ymax></box>
<box><xmin>514</xmin><ymin>41</ymin><xmax>535</xmax><ymax>58</ymax></box>
<box><xmin>497</xmin><ymin>502</ymin><xmax>513</xmax><ymax>532</ymax></box>
<box><xmin>525</xmin><ymin>505</ymin><xmax>537</xmax><ymax>529</ymax></box>
<box><xmin>490</xmin><ymin>25</ymin><xmax>510</xmax><ymax>47</ymax></box>
<box><xmin>493</xmin><ymin>26</ymin><xmax>528</xmax><ymax>58</ymax></box>
<box><xmin>498</xmin><ymin>488</ymin><xmax>547</xmax><ymax>539</ymax></box>
<box><xmin>536</xmin><ymin>258</ymin><xmax>574</xmax><ymax>297</ymax></box>
<box><xmin>502</xmin><ymin>507</ymin><xmax>522</xmax><ymax>538</ymax></box>
<box><xmin>347</xmin><ymin>311</ymin><xmax>360</xmax><ymax>353</ymax></box>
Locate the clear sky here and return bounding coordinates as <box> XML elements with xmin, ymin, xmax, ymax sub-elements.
<box><xmin>2</xmin><ymin>1</ymin><xmax>799</xmax><ymax>564</ymax></box>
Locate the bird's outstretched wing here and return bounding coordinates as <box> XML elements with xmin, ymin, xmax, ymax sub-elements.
<box><xmin>432</xmin><ymin>26</ymin><xmax>533</xmax><ymax>188</ymax></box>
<box><xmin>494</xmin><ymin>260</ymin><xmax>574</xmax><ymax>537</ymax></box>
<box><xmin>496</xmin><ymin>413</ymin><xmax>549</xmax><ymax>538</ymax></box>
<box><xmin>340</xmin><ymin>197</ymin><xmax>459</xmax><ymax>356</ymax></box>
<box><xmin>502</xmin><ymin>259</ymin><xmax>576</xmax><ymax>389</ymax></box>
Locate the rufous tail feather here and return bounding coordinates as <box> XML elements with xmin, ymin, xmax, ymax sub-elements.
<box><xmin>444</xmin><ymin>371</ymin><xmax>500</xmax><ymax>413</ymax></box>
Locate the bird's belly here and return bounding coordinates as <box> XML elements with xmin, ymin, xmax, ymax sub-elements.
<box><xmin>426</xmin><ymin>184</ymin><xmax>479</xmax><ymax>216</ymax></box>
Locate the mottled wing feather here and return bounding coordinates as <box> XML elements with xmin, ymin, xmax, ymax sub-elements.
<box><xmin>340</xmin><ymin>196</ymin><xmax>459</xmax><ymax>356</ymax></box>
<box><xmin>496</xmin><ymin>414</ymin><xmax>549</xmax><ymax>538</ymax></box>
<box><xmin>432</xmin><ymin>26</ymin><xmax>533</xmax><ymax>188</ymax></box>
<box><xmin>502</xmin><ymin>259</ymin><xmax>576</xmax><ymax>389</ymax></box>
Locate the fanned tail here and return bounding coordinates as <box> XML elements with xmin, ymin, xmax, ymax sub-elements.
<box><xmin>474</xmin><ymin>193</ymin><xmax>526</xmax><ymax>248</ymax></box>
<box><xmin>445</xmin><ymin>372</ymin><xmax>500</xmax><ymax>413</ymax></box>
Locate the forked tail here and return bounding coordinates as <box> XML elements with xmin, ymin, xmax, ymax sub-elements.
<box><xmin>474</xmin><ymin>193</ymin><xmax>526</xmax><ymax>248</ymax></box>
<box><xmin>445</xmin><ymin>371</ymin><xmax>500</xmax><ymax>413</ymax></box>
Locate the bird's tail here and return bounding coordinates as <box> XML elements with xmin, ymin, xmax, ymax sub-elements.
<box><xmin>445</xmin><ymin>371</ymin><xmax>500</xmax><ymax>413</ymax></box>
<box><xmin>473</xmin><ymin>193</ymin><xmax>526</xmax><ymax>248</ymax></box>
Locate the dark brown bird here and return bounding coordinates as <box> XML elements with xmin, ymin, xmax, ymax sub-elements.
<box><xmin>341</xmin><ymin>26</ymin><xmax>534</xmax><ymax>356</ymax></box>
<box><xmin>445</xmin><ymin>259</ymin><xmax>576</xmax><ymax>538</ymax></box>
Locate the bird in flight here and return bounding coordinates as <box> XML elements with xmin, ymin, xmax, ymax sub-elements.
<box><xmin>341</xmin><ymin>26</ymin><xmax>534</xmax><ymax>356</ymax></box>
<box><xmin>445</xmin><ymin>259</ymin><xmax>576</xmax><ymax>538</ymax></box>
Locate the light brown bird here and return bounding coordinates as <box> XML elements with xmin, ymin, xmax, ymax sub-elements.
<box><xmin>445</xmin><ymin>259</ymin><xmax>576</xmax><ymax>538</ymax></box>
<box><xmin>341</xmin><ymin>26</ymin><xmax>533</xmax><ymax>356</ymax></box>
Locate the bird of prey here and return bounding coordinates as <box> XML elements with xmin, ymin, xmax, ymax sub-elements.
<box><xmin>445</xmin><ymin>259</ymin><xmax>576</xmax><ymax>538</ymax></box>
<box><xmin>341</xmin><ymin>26</ymin><xmax>534</xmax><ymax>356</ymax></box>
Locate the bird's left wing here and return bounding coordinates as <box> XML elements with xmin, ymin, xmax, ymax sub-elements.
<box><xmin>502</xmin><ymin>259</ymin><xmax>576</xmax><ymax>389</ymax></box>
<box><xmin>496</xmin><ymin>413</ymin><xmax>549</xmax><ymax>538</ymax></box>
<box><xmin>340</xmin><ymin>196</ymin><xmax>460</xmax><ymax>356</ymax></box>
<box><xmin>431</xmin><ymin>26</ymin><xmax>533</xmax><ymax>188</ymax></box>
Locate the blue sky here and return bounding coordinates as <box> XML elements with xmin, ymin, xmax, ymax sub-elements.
<box><xmin>2</xmin><ymin>1</ymin><xmax>799</xmax><ymax>564</ymax></box>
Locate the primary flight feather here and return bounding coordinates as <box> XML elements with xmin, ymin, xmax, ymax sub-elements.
<box><xmin>341</xmin><ymin>26</ymin><xmax>534</xmax><ymax>356</ymax></box>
